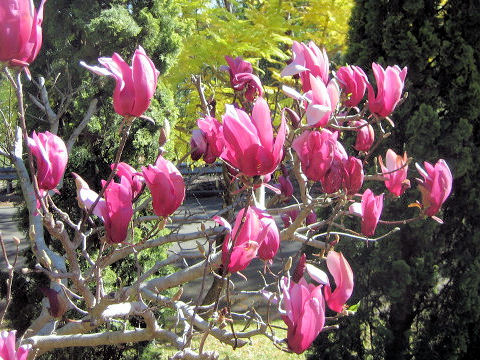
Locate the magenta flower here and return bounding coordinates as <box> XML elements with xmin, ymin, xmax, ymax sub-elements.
<box><xmin>416</xmin><ymin>159</ymin><xmax>452</xmax><ymax>217</ymax></box>
<box><xmin>81</xmin><ymin>46</ymin><xmax>160</xmax><ymax>117</ymax></box>
<box><xmin>305</xmin><ymin>75</ymin><xmax>339</xmax><ymax>127</ymax></box>
<box><xmin>190</xmin><ymin>129</ymin><xmax>207</xmax><ymax>161</ymax></box>
<box><xmin>292</xmin><ymin>129</ymin><xmax>337</xmax><ymax>182</ymax></box>
<box><xmin>353</xmin><ymin>120</ymin><xmax>375</xmax><ymax>152</ymax></box>
<box><xmin>281</xmin><ymin>276</ymin><xmax>325</xmax><ymax>354</ymax></box>
<box><xmin>281</xmin><ymin>209</ymin><xmax>300</xmax><ymax>228</ymax></box>
<box><xmin>323</xmin><ymin>251</ymin><xmax>354</xmax><ymax>313</ymax></box>
<box><xmin>356</xmin><ymin>189</ymin><xmax>384</xmax><ymax>237</ymax></box>
<box><xmin>221</xmin><ymin>97</ymin><xmax>286</xmax><ymax>177</ymax></box>
<box><xmin>322</xmin><ymin>141</ymin><xmax>348</xmax><ymax>194</ymax></box>
<box><xmin>74</xmin><ymin>173</ymin><xmax>133</xmax><ymax>244</ymax></box>
<box><xmin>190</xmin><ymin>116</ymin><xmax>224</xmax><ymax>164</ymax></box>
<box><xmin>277</xmin><ymin>174</ymin><xmax>294</xmax><ymax>200</ymax></box>
<box><xmin>216</xmin><ymin>206</ymin><xmax>279</xmax><ymax>273</ymax></box>
<box><xmin>100</xmin><ymin>177</ymin><xmax>133</xmax><ymax>244</ymax></box>
<box><xmin>379</xmin><ymin>149</ymin><xmax>410</xmax><ymax>197</ymax></box>
<box><xmin>336</xmin><ymin>65</ymin><xmax>368</xmax><ymax>107</ymax></box>
<box><xmin>142</xmin><ymin>156</ymin><xmax>185</xmax><ymax>218</ymax></box>
<box><xmin>224</xmin><ymin>56</ymin><xmax>263</xmax><ymax>101</ymax></box>
<box><xmin>0</xmin><ymin>0</ymin><xmax>46</xmax><ymax>67</ymax></box>
<box><xmin>112</xmin><ymin>162</ymin><xmax>144</xmax><ymax>199</ymax></box>
<box><xmin>281</xmin><ymin>41</ymin><xmax>330</xmax><ymax>92</ymax></box>
<box><xmin>342</xmin><ymin>156</ymin><xmax>364</xmax><ymax>195</ymax></box>
<box><xmin>367</xmin><ymin>63</ymin><xmax>407</xmax><ymax>117</ymax></box>
<box><xmin>0</xmin><ymin>330</ymin><xmax>31</xmax><ymax>360</ymax></box>
<box><xmin>27</xmin><ymin>131</ymin><xmax>68</xmax><ymax>195</ymax></box>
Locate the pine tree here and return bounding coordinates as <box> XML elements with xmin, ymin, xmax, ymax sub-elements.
<box><xmin>311</xmin><ymin>1</ymin><xmax>480</xmax><ymax>359</ymax></box>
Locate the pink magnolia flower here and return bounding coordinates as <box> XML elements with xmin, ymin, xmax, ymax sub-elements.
<box><xmin>142</xmin><ymin>156</ymin><xmax>185</xmax><ymax>218</ymax></box>
<box><xmin>350</xmin><ymin>189</ymin><xmax>384</xmax><ymax>237</ymax></box>
<box><xmin>0</xmin><ymin>330</ymin><xmax>31</xmax><ymax>360</ymax></box>
<box><xmin>281</xmin><ymin>41</ymin><xmax>330</xmax><ymax>92</ymax></box>
<box><xmin>81</xmin><ymin>46</ymin><xmax>160</xmax><ymax>117</ymax></box>
<box><xmin>305</xmin><ymin>75</ymin><xmax>339</xmax><ymax>128</ymax></box>
<box><xmin>281</xmin><ymin>276</ymin><xmax>325</xmax><ymax>354</ymax></box>
<box><xmin>190</xmin><ymin>116</ymin><xmax>224</xmax><ymax>164</ymax></box>
<box><xmin>379</xmin><ymin>149</ymin><xmax>410</xmax><ymax>197</ymax></box>
<box><xmin>101</xmin><ymin>177</ymin><xmax>133</xmax><ymax>244</ymax></box>
<box><xmin>215</xmin><ymin>206</ymin><xmax>279</xmax><ymax>273</ymax></box>
<box><xmin>221</xmin><ymin>97</ymin><xmax>286</xmax><ymax>177</ymax></box>
<box><xmin>324</xmin><ymin>251</ymin><xmax>354</xmax><ymax>313</ymax></box>
<box><xmin>336</xmin><ymin>65</ymin><xmax>368</xmax><ymax>107</ymax></box>
<box><xmin>277</xmin><ymin>174</ymin><xmax>294</xmax><ymax>200</ymax></box>
<box><xmin>27</xmin><ymin>131</ymin><xmax>68</xmax><ymax>195</ymax></box>
<box><xmin>281</xmin><ymin>210</ymin><xmax>317</xmax><ymax>228</ymax></box>
<box><xmin>416</xmin><ymin>159</ymin><xmax>452</xmax><ymax>217</ymax></box>
<box><xmin>112</xmin><ymin>162</ymin><xmax>144</xmax><ymax>199</ymax></box>
<box><xmin>322</xmin><ymin>141</ymin><xmax>348</xmax><ymax>194</ymax></box>
<box><xmin>224</xmin><ymin>56</ymin><xmax>263</xmax><ymax>101</ymax></box>
<box><xmin>190</xmin><ymin>129</ymin><xmax>207</xmax><ymax>161</ymax></box>
<box><xmin>367</xmin><ymin>63</ymin><xmax>407</xmax><ymax>117</ymax></box>
<box><xmin>0</xmin><ymin>0</ymin><xmax>46</xmax><ymax>67</ymax></box>
<box><xmin>342</xmin><ymin>156</ymin><xmax>364</xmax><ymax>195</ymax></box>
<box><xmin>292</xmin><ymin>129</ymin><xmax>337</xmax><ymax>182</ymax></box>
<box><xmin>281</xmin><ymin>209</ymin><xmax>300</xmax><ymax>228</ymax></box>
<box><xmin>73</xmin><ymin>173</ymin><xmax>133</xmax><ymax>244</ymax></box>
<box><xmin>353</xmin><ymin>120</ymin><xmax>375</xmax><ymax>152</ymax></box>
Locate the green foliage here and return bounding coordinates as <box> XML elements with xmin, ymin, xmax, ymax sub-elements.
<box><xmin>165</xmin><ymin>0</ymin><xmax>354</xmax><ymax>159</ymax></box>
<box><xmin>311</xmin><ymin>1</ymin><xmax>480</xmax><ymax>359</ymax></box>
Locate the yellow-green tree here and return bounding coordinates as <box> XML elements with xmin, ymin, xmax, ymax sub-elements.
<box><xmin>165</xmin><ymin>0</ymin><xmax>354</xmax><ymax>159</ymax></box>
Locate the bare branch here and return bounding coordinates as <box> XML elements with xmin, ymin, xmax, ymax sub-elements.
<box><xmin>66</xmin><ymin>98</ymin><xmax>98</xmax><ymax>153</ymax></box>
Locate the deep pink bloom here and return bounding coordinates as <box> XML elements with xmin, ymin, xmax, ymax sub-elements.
<box><xmin>306</xmin><ymin>210</ymin><xmax>317</xmax><ymax>225</ymax></box>
<box><xmin>324</xmin><ymin>251</ymin><xmax>354</xmax><ymax>313</ymax></box>
<box><xmin>281</xmin><ymin>276</ymin><xmax>325</xmax><ymax>354</ymax></box>
<box><xmin>416</xmin><ymin>159</ymin><xmax>452</xmax><ymax>217</ymax></box>
<box><xmin>224</xmin><ymin>56</ymin><xmax>263</xmax><ymax>101</ymax></box>
<box><xmin>342</xmin><ymin>156</ymin><xmax>364</xmax><ymax>195</ymax></box>
<box><xmin>379</xmin><ymin>149</ymin><xmax>410</xmax><ymax>197</ymax></box>
<box><xmin>322</xmin><ymin>141</ymin><xmax>348</xmax><ymax>194</ymax></box>
<box><xmin>27</xmin><ymin>131</ymin><xmax>68</xmax><ymax>195</ymax></box>
<box><xmin>191</xmin><ymin>116</ymin><xmax>224</xmax><ymax>163</ymax></box>
<box><xmin>190</xmin><ymin>129</ymin><xmax>207</xmax><ymax>161</ymax></box>
<box><xmin>0</xmin><ymin>330</ymin><xmax>31</xmax><ymax>360</ymax></box>
<box><xmin>367</xmin><ymin>63</ymin><xmax>407</xmax><ymax>117</ymax></box>
<box><xmin>281</xmin><ymin>41</ymin><xmax>329</xmax><ymax>92</ymax></box>
<box><xmin>73</xmin><ymin>172</ymin><xmax>132</xmax><ymax>244</ymax></box>
<box><xmin>101</xmin><ymin>177</ymin><xmax>133</xmax><ymax>244</ymax></box>
<box><xmin>216</xmin><ymin>206</ymin><xmax>279</xmax><ymax>273</ymax></box>
<box><xmin>281</xmin><ymin>210</ymin><xmax>300</xmax><ymax>228</ymax></box>
<box><xmin>277</xmin><ymin>174</ymin><xmax>294</xmax><ymax>200</ymax></box>
<box><xmin>359</xmin><ymin>189</ymin><xmax>384</xmax><ymax>237</ymax></box>
<box><xmin>112</xmin><ymin>162</ymin><xmax>144</xmax><ymax>199</ymax></box>
<box><xmin>353</xmin><ymin>120</ymin><xmax>375</xmax><ymax>152</ymax></box>
<box><xmin>221</xmin><ymin>97</ymin><xmax>286</xmax><ymax>177</ymax></box>
<box><xmin>142</xmin><ymin>156</ymin><xmax>185</xmax><ymax>218</ymax></box>
<box><xmin>292</xmin><ymin>129</ymin><xmax>337</xmax><ymax>182</ymax></box>
<box><xmin>305</xmin><ymin>75</ymin><xmax>339</xmax><ymax>127</ymax></box>
<box><xmin>0</xmin><ymin>0</ymin><xmax>46</xmax><ymax>67</ymax></box>
<box><xmin>336</xmin><ymin>65</ymin><xmax>368</xmax><ymax>107</ymax></box>
<box><xmin>81</xmin><ymin>46</ymin><xmax>160</xmax><ymax>117</ymax></box>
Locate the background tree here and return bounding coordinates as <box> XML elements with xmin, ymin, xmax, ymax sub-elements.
<box><xmin>310</xmin><ymin>0</ymin><xmax>480</xmax><ymax>359</ymax></box>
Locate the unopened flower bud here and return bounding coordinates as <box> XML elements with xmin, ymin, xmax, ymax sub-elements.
<box><xmin>172</xmin><ymin>287</ymin><xmax>183</xmax><ymax>302</ymax></box>
<box><xmin>158</xmin><ymin>119</ymin><xmax>170</xmax><ymax>148</ymax></box>
<box><xmin>12</xmin><ymin>236</ymin><xmax>21</xmax><ymax>246</ymax></box>
<box><xmin>196</xmin><ymin>241</ymin><xmax>206</xmax><ymax>257</ymax></box>
<box><xmin>283</xmin><ymin>257</ymin><xmax>293</xmax><ymax>272</ymax></box>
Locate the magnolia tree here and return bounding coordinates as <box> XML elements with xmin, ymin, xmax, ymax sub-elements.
<box><xmin>0</xmin><ymin>1</ymin><xmax>453</xmax><ymax>359</ymax></box>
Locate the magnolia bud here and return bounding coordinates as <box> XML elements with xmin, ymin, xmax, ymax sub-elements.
<box><xmin>196</xmin><ymin>241</ymin><xmax>206</xmax><ymax>257</ymax></box>
<box><xmin>158</xmin><ymin>119</ymin><xmax>171</xmax><ymax>148</ymax></box>
<box><xmin>12</xmin><ymin>236</ymin><xmax>21</xmax><ymax>246</ymax></box>
<box><xmin>283</xmin><ymin>257</ymin><xmax>293</xmax><ymax>272</ymax></box>
<box><xmin>172</xmin><ymin>287</ymin><xmax>183</xmax><ymax>302</ymax></box>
